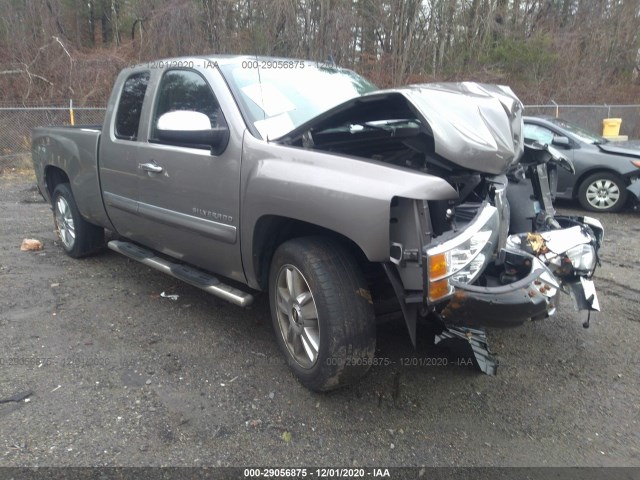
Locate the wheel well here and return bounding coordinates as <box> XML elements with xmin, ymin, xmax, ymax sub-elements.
<box><xmin>252</xmin><ymin>216</ymin><xmax>370</xmax><ymax>291</ymax></box>
<box><xmin>572</xmin><ymin>168</ymin><xmax>626</xmax><ymax>199</ymax></box>
<box><xmin>44</xmin><ymin>166</ymin><xmax>70</xmax><ymax>200</ymax></box>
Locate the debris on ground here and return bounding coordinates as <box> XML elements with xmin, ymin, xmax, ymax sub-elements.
<box><xmin>0</xmin><ymin>390</ymin><xmax>33</xmax><ymax>404</ymax></box>
<box><xmin>20</xmin><ymin>239</ymin><xmax>43</xmax><ymax>251</ymax></box>
<box><xmin>246</xmin><ymin>419</ymin><xmax>262</xmax><ymax>428</ymax></box>
<box><xmin>160</xmin><ymin>291</ymin><xmax>179</xmax><ymax>301</ymax></box>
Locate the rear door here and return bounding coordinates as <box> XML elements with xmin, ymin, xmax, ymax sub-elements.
<box><xmin>99</xmin><ymin>69</ymin><xmax>151</xmax><ymax>240</ymax></box>
<box><xmin>134</xmin><ymin>67</ymin><xmax>245</xmax><ymax>282</ymax></box>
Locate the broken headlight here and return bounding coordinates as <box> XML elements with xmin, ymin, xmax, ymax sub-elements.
<box><xmin>534</xmin><ymin>225</ymin><xmax>598</xmax><ymax>277</ymax></box>
<box><xmin>565</xmin><ymin>243</ymin><xmax>596</xmax><ymax>274</ymax></box>
<box><xmin>426</xmin><ymin>205</ymin><xmax>499</xmax><ymax>302</ymax></box>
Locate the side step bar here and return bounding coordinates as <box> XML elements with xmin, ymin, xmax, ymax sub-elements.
<box><xmin>107</xmin><ymin>240</ymin><xmax>254</xmax><ymax>307</ymax></box>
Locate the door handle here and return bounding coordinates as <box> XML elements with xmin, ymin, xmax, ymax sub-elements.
<box><xmin>139</xmin><ymin>162</ymin><xmax>163</xmax><ymax>173</ymax></box>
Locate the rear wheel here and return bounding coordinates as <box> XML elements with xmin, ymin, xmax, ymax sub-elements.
<box><xmin>578</xmin><ymin>172</ymin><xmax>627</xmax><ymax>213</ymax></box>
<box><xmin>269</xmin><ymin>236</ymin><xmax>376</xmax><ymax>391</ymax></box>
<box><xmin>52</xmin><ymin>183</ymin><xmax>104</xmax><ymax>258</ymax></box>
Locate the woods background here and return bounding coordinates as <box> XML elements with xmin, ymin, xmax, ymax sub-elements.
<box><xmin>1</xmin><ymin>0</ymin><xmax>639</xmax><ymax>106</ymax></box>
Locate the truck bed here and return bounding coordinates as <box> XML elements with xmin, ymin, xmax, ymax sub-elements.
<box><xmin>32</xmin><ymin>124</ymin><xmax>111</xmax><ymax>228</ymax></box>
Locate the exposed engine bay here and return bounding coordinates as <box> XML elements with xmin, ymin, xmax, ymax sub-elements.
<box><xmin>279</xmin><ymin>83</ymin><xmax>603</xmax><ymax>375</ymax></box>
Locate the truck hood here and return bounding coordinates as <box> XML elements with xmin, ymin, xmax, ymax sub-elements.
<box><xmin>278</xmin><ymin>82</ymin><xmax>525</xmax><ymax>175</ymax></box>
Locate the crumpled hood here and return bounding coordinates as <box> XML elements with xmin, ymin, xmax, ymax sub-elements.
<box><xmin>401</xmin><ymin>83</ymin><xmax>525</xmax><ymax>174</ymax></box>
<box><xmin>596</xmin><ymin>142</ymin><xmax>640</xmax><ymax>158</ymax></box>
<box><xmin>278</xmin><ymin>82</ymin><xmax>525</xmax><ymax>175</ymax></box>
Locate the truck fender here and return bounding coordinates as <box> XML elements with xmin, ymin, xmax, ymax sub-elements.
<box><xmin>239</xmin><ymin>134</ymin><xmax>458</xmax><ymax>289</ymax></box>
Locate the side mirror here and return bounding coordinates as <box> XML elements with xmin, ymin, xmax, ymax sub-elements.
<box><xmin>156</xmin><ymin>110</ymin><xmax>229</xmax><ymax>155</ymax></box>
<box><xmin>552</xmin><ymin>135</ymin><xmax>570</xmax><ymax>148</ymax></box>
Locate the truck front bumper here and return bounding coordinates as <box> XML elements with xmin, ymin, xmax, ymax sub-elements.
<box><xmin>420</xmin><ymin>200</ymin><xmax>602</xmax><ymax>330</ymax></box>
<box><xmin>441</xmin><ymin>253</ymin><xmax>559</xmax><ymax>328</ymax></box>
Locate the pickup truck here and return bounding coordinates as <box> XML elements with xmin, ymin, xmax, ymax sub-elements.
<box><xmin>32</xmin><ymin>56</ymin><xmax>603</xmax><ymax>391</ymax></box>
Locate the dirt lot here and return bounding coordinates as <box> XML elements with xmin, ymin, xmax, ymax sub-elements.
<box><xmin>1</xmin><ymin>173</ymin><xmax>639</xmax><ymax>468</ymax></box>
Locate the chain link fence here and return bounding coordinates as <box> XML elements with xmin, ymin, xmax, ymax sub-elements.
<box><xmin>1</xmin><ymin>103</ymin><xmax>639</xmax><ymax>173</ymax></box>
<box><xmin>0</xmin><ymin>104</ymin><xmax>105</xmax><ymax>173</ymax></box>
<box><xmin>524</xmin><ymin>104</ymin><xmax>640</xmax><ymax>139</ymax></box>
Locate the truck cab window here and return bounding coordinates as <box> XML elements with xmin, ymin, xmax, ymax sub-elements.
<box><xmin>151</xmin><ymin>70</ymin><xmax>226</xmax><ymax>140</ymax></box>
<box><xmin>115</xmin><ymin>71</ymin><xmax>150</xmax><ymax>140</ymax></box>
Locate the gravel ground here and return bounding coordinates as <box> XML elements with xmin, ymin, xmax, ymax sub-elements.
<box><xmin>1</xmin><ymin>173</ymin><xmax>639</xmax><ymax>468</ymax></box>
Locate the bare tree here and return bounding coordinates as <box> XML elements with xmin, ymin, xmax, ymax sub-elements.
<box><xmin>0</xmin><ymin>0</ymin><xmax>638</xmax><ymax>103</ymax></box>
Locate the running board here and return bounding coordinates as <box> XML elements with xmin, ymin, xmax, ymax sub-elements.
<box><xmin>107</xmin><ymin>240</ymin><xmax>254</xmax><ymax>307</ymax></box>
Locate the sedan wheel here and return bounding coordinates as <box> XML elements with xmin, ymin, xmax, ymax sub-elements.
<box><xmin>578</xmin><ymin>172</ymin><xmax>627</xmax><ymax>213</ymax></box>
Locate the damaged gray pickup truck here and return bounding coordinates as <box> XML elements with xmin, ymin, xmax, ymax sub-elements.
<box><xmin>32</xmin><ymin>56</ymin><xmax>604</xmax><ymax>391</ymax></box>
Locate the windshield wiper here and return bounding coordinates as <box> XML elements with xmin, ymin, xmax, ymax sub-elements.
<box><xmin>352</xmin><ymin>122</ymin><xmax>387</xmax><ymax>131</ymax></box>
<box><xmin>318</xmin><ymin>119</ymin><xmax>418</xmax><ymax>135</ymax></box>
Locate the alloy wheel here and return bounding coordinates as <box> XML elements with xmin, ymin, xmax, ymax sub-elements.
<box><xmin>585</xmin><ymin>178</ymin><xmax>620</xmax><ymax>210</ymax></box>
<box><xmin>55</xmin><ymin>196</ymin><xmax>76</xmax><ymax>249</ymax></box>
<box><xmin>274</xmin><ymin>264</ymin><xmax>320</xmax><ymax>368</ymax></box>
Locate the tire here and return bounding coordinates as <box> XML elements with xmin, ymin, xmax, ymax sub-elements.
<box><xmin>577</xmin><ymin>172</ymin><xmax>627</xmax><ymax>213</ymax></box>
<box><xmin>52</xmin><ymin>183</ymin><xmax>104</xmax><ymax>258</ymax></box>
<box><xmin>268</xmin><ymin>236</ymin><xmax>376</xmax><ymax>391</ymax></box>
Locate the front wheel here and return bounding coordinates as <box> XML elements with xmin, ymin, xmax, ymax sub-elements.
<box><xmin>268</xmin><ymin>237</ymin><xmax>376</xmax><ymax>391</ymax></box>
<box><xmin>577</xmin><ymin>172</ymin><xmax>627</xmax><ymax>213</ymax></box>
<box><xmin>52</xmin><ymin>183</ymin><xmax>104</xmax><ymax>258</ymax></box>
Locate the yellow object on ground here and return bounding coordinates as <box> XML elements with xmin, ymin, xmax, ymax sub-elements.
<box><xmin>602</xmin><ymin>118</ymin><xmax>622</xmax><ymax>137</ymax></box>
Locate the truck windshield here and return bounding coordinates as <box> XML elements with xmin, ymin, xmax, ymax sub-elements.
<box><xmin>219</xmin><ymin>61</ymin><xmax>377</xmax><ymax>139</ymax></box>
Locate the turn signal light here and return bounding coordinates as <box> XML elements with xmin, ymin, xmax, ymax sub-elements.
<box><xmin>428</xmin><ymin>279</ymin><xmax>450</xmax><ymax>303</ymax></box>
<box><xmin>428</xmin><ymin>252</ymin><xmax>447</xmax><ymax>280</ymax></box>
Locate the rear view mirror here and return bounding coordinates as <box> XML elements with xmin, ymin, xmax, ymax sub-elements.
<box><xmin>156</xmin><ymin>110</ymin><xmax>229</xmax><ymax>155</ymax></box>
<box><xmin>552</xmin><ymin>135</ymin><xmax>570</xmax><ymax>148</ymax></box>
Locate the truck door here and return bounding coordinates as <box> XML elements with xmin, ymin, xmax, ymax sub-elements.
<box><xmin>134</xmin><ymin>68</ymin><xmax>245</xmax><ymax>283</ymax></box>
<box><xmin>99</xmin><ymin>69</ymin><xmax>151</xmax><ymax>240</ymax></box>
